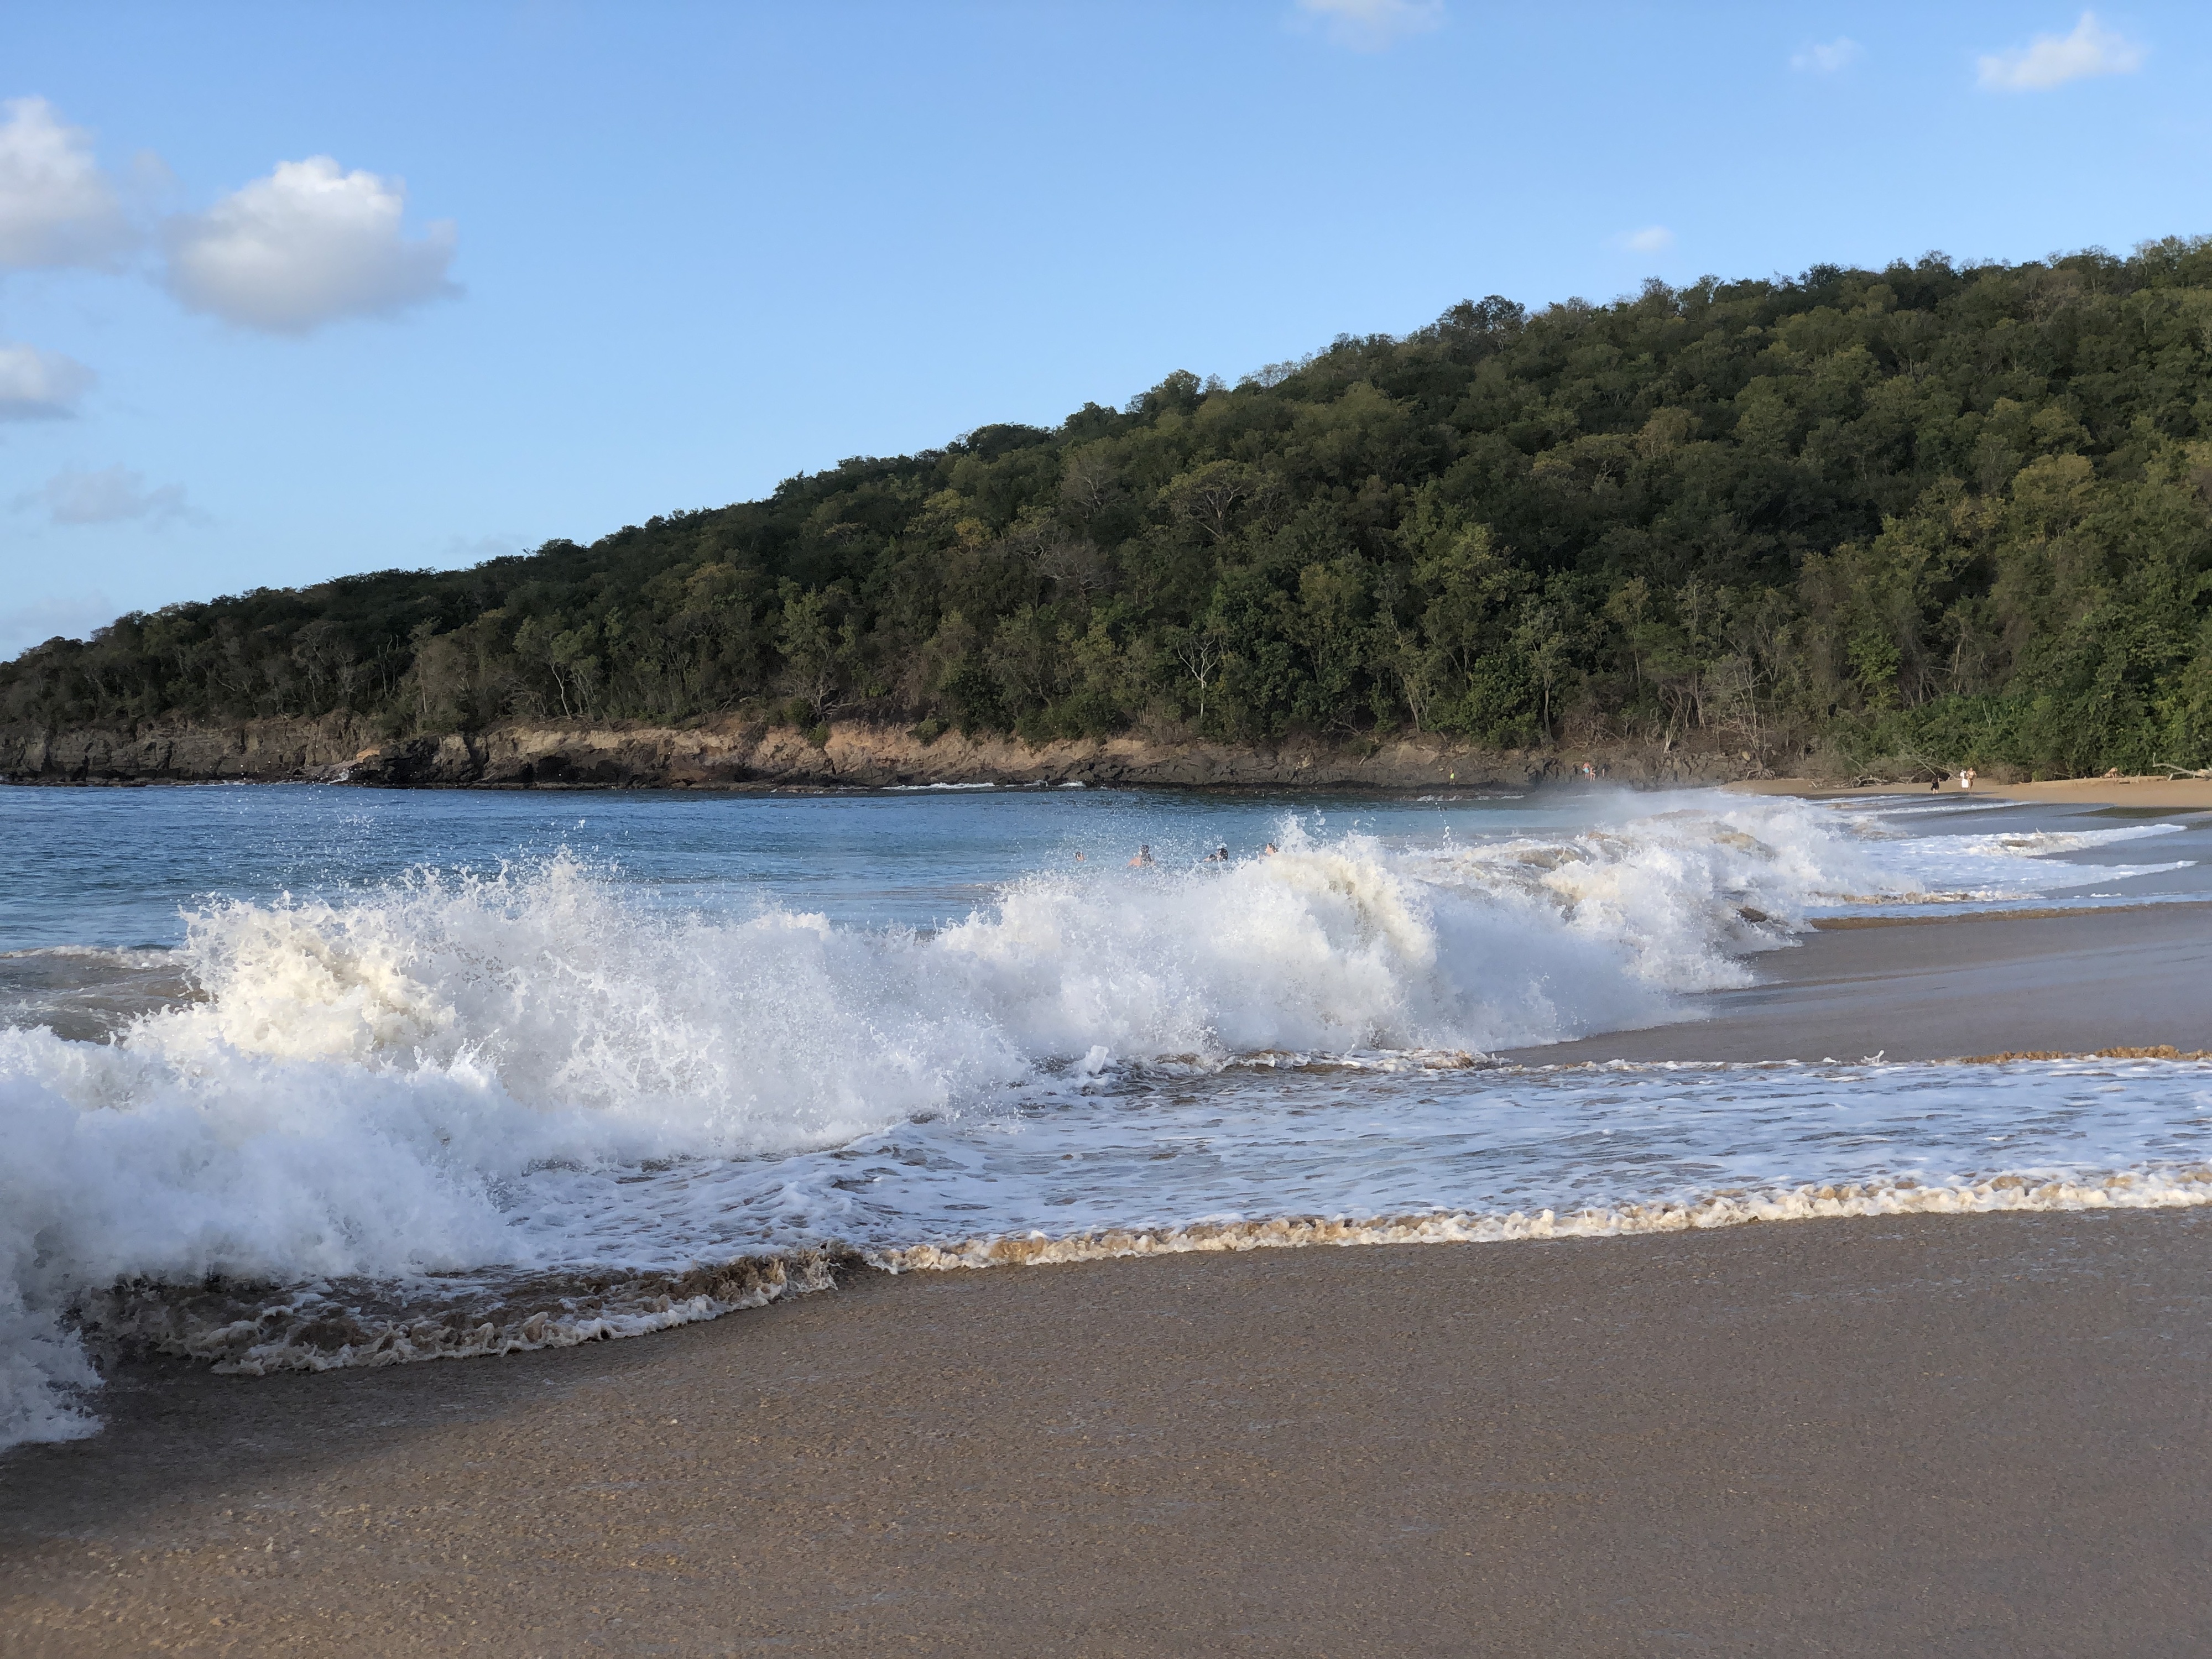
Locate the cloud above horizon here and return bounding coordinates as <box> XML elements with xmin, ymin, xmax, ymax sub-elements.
<box><xmin>0</xmin><ymin>591</ymin><xmax>119</xmax><ymax>658</ymax></box>
<box><xmin>163</xmin><ymin>155</ymin><xmax>457</xmax><ymax>333</ymax></box>
<box><xmin>1294</xmin><ymin>0</ymin><xmax>1443</xmax><ymax>51</ymax></box>
<box><xmin>1617</xmin><ymin>226</ymin><xmax>1674</xmax><ymax>254</ymax></box>
<box><xmin>1791</xmin><ymin>38</ymin><xmax>1864</xmax><ymax>74</ymax></box>
<box><xmin>1978</xmin><ymin>12</ymin><xmax>2145</xmax><ymax>91</ymax></box>
<box><xmin>0</xmin><ymin>96</ymin><xmax>134</xmax><ymax>270</ymax></box>
<box><xmin>444</xmin><ymin>531</ymin><xmax>528</xmax><ymax>564</ymax></box>
<box><xmin>15</xmin><ymin>462</ymin><xmax>193</xmax><ymax>526</ymax></box>
<box><xmin>0</xmin><ymin>342</ymin><xmax>95</xmax><ymax>419</ymax></box>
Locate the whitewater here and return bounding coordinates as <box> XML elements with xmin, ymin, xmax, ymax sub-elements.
<box><xmin>3</xmin><ymin>783</ymin><xmax>2208</xmax><ymax>1451</ymax></box>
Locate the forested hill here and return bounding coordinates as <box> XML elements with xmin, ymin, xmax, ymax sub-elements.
<box><xmin>12</xmin><ymin>239</ymin><xmax>2212</xmax><ymax>778</ymax></box>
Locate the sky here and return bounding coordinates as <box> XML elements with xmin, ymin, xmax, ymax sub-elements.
<box><xmin>1</xmin><ymin>1</ymin><xmax>2207</xmax><ymax>658</ymax></box>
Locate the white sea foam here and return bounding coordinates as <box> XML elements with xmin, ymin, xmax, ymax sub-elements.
<box><xmin>885</xmin><ymin>1166</ymin><xmax>2212</xmax><ymax>1272</ymax></box>
<box><xmin>1831</xmin><ymin>820</ymin><xmax>2194</xmax><ymax>907</ymax></box>
<box><xmin>3</xmin><ymin>793</ymin><xmax>2203</xmax><ymax>1450</ymax></box>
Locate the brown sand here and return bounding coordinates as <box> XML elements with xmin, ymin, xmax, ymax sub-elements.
<box><xmin>5</xmin><ymin>1212</ymin><xmax>2210</xmax><ymax>1657</ymax></box>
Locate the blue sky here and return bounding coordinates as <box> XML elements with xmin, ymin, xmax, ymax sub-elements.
<box><xmin>1</xmin><ymin>1</ymin><xmax>2206</xmax><ymax>656</ymax></box>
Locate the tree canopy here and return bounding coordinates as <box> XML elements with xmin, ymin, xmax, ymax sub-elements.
<box><xmin>12</xmin><ymin>239</ymin><xmax>2212</xmax><ymax>778</ymax></box>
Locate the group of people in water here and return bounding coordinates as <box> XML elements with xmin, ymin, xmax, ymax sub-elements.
<box><xmin>1075</xmin><ymin>842</ymin><xmax>1279</xmax><ymax>868</ymax></box>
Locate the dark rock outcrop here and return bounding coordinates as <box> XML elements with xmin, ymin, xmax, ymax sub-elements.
<box><xmin>1</xmin><ymin>717</ymin><xmax>1757</xmax><ymax>792</ymax></box>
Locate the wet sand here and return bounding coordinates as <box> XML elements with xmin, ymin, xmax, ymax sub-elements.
<box><xmin>5</xmin><ymin>1212</ymin><xmax>2210</xmax><ymax>1657</ymax></box>
<box><xmin>1505</xmin><ymin>902</ymin><xmax>2212</xmax><ymax>1065</ymax></box>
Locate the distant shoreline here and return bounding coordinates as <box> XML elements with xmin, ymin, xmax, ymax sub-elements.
<box><xmin>1725</xmin><ymin>773</ymin><xmax>2212</xmax><ymax>810</ymax></box>
<box><xmin>0</xmin><ymin>714</ymin><xmax>1753</xmax><ymax>792</ymax></box>
<box><xmin>13</xmin><ymin>719</ymin><xmax>2208</xmax><ymax>805</ymax></box>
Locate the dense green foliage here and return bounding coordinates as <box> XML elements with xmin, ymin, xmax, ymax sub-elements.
<box><xmin>13</xmin><ymin>241</ymin><xmax>2212</xmax><ymax>776</ymax></box>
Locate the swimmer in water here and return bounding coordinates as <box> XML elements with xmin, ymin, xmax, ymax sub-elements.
<box><xmin>1203</xmin><ymin>845</ymin><xmax>1228</xmax><ymax>862</ymax></box>
<box><xmin>1128</xmin><ymin>844</ymin><xmax>1154</xmax><ymax>867</ymax></box>
<box><xmin>1263</xmin><ymin>843</ymin><xmax>1278</xmax><ymax>857</ymax></box>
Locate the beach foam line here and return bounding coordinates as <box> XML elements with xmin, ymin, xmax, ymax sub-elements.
<box><xmin>1943</xmin><ymin>1046</ymin><xmax>2212</xmax><ymax>1064</ymax></box>
<box><xmin>82</xmin><ymin>1250</ymin><xmax>858</xmax><ymax>1379</ymax></box>
<box><xmin>53</xmin><ymin>1166</ymin><xmax>2212</xmax><ymax>1409</ymax></box>
<box><xmin>878</xmin><ymin>1166</ymin><xmax>2212</xmax><ymax>1272</ymax></box>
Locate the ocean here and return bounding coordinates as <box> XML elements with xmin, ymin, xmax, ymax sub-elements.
<box><xmin>5</xmin><ymin>781</ymin><xmax>2210</xmax><ymax>1452</ymax></box>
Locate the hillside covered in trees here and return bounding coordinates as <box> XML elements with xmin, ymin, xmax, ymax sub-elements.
<box><xmin>11</xmin><ymin>239</ymin><xmax>2212</xmax><ymax>779</ymax></box>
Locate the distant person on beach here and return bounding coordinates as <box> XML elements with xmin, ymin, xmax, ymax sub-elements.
<box><xmin>1129</xmin><ymin>845</ymin><xmax>1153</xmax><ymax>867</ymax></box>
<box><xmin>1961</xmin><ymin>768</ymin><xmax>1976</xmax><ymax>791</ymax></box>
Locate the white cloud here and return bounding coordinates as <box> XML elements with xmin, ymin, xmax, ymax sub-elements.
<box><xmin>0</xmin><ymin>342</ymin><xmax>95</xmax><ymax>419</ymax></box>
<box><xmin>162</xmin><ymin>156</ymin><xmax>458</xmax><ymax>333</ymax></box>
<box><xmin>1295</xmin><ymin>0</ymin><xmax>1444</xmax><ymax>51</ymax></box>
<box><xmin>445</xmin><ymin>532</ymin><xmax>526</xmax><ymax>563</ymax></box>
<box><xmin>0</xmin><ymin>96</ymin><xmax>135</xmax><ymax>270</ymax></box>
<box><xmin>15</xmin><ymin>463</ymin><xmax>191</xmax><ymax>526</ymax></box>
<box><xmin>1978</xmin><ymin>12</ymin><xmax>2145</xmax><ymax>91</ymax></box>
<box><xmin>1791</xmin><ymin>38</ymin><xmax>1864</xmax><ymax>74</ymax></box>
<box><xmin>1617</xmin><ymin>226</ymin><xmax>1675</xmax><ymax>254</ymax></box>
<box><xmin>0</xmin><ymin>592</ymin><xmax>118</xmax><ymax>659</ymax></box>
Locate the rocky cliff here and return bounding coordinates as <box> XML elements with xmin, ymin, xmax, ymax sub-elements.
<box><xmin>0</xmin><ymin>716</ymin><xmax>1757</xmax><ymax>791</ymax></box>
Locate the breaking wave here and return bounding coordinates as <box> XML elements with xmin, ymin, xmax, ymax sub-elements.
<box><xmin>3</xmin><ymin>793</ymin><xmax>2203</xmax><ymax>1450</ymax></box>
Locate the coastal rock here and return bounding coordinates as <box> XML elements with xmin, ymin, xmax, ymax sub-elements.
<box><xmin>0</xmin><ymin>716</ymin><xmax>1754</xmax><ymax>791</ymax></box>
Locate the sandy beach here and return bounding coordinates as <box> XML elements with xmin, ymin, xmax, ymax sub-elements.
<box><xmin>6</xmin><ymin>782</ymin><xmax>2211</xmax><ymax>1656</ymax></box>
<box><xmin>3</xmin><ymin>1212</ymin><xmax>2208</xmax><ymax>1657</ymax></box>
<box><xmin>1728</xmin><ymin>773</ymin><xmax>2212</xmax><ymax>810</ymax></box>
